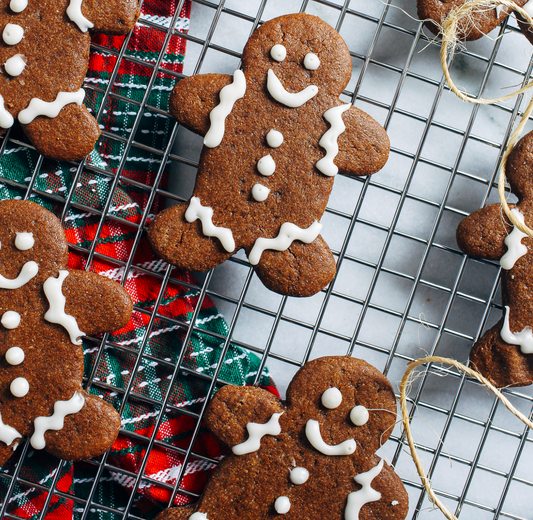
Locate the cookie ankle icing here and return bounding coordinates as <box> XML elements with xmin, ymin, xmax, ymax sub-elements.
<box><xmin>500</xmin><ymin>208</ymin><xmax>528</xmax><ymax>270</ymax></box>
<box><xmin>500</xmin><ymin>305</ymin><xmax>533</xmax><ymax>354</ymax></box>
<box><xmin>0</xmin><ymin>413</ymin><xmax>21</xmax><ymax>446</ymax></box>
<box><xmin>345</xmin><ymin>460</ymin><xmax>383</xmax><ymax>520</ymax></box>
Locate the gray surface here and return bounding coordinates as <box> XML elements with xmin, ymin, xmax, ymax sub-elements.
<box><xmin>171</xmin><ymin>1</ymin><xmax>533</xmax><ymax>519</ymax></box>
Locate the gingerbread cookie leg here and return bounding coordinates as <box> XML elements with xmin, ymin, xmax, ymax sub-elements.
<box><xmin>470</xmin><ymin>322</ymin><xmax>533</xmax><ymax>388</ymax></box>
<box><xmin>22</xmin><ymin>103</ymin><xmax>101</xmax><ymax>162</ymax></box>
<box><xmin>43</xmin><ymin>393</ymin><xmax>121</xmax><ymax>461</ymax></box>
<box><xmin>253</xmin><ymin>236</ymin><xmax>336</xmax><ymax>297</ymax></box>
<box><xmin>155</xmin><ymin>505</ymin><xmax>194</xmax><ymax>520</ymax></box>
<box><xmin>148</xmin><ymin>204</ymin><xmax>234</xmax><ymax>272</ymax></box>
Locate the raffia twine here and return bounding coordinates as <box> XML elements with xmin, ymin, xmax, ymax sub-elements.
<box><xmin>439</xmin><ymin>0</ymin><xmax>533</xmax><ymax>236</ymax></box>
<box><xmin>399</xmin><ymin>4</ymin><xmax>533</xmax><ymax>518</ymax></box>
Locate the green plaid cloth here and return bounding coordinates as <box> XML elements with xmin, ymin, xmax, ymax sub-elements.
<box><xmin>0</xmin><ymin>1</ymin><xmax>277</xmax><ymax>519</ymax></box>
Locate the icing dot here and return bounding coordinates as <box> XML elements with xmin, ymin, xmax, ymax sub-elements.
<box><xmin>15</xmin><ymin>232</ymin><xmax>33</xmax><ymax>250</ymax></box>
<box><xmin>257</xmin><ymin>155</ymin><xmax>276</xmax><ymax>176</ymax></box>
<box><xmin>290</xmin><ymin>467</ymin><xmax>309</xmax><ymax>485</ymax></box>
<box><xmin>9</xmin><ymin>0</ymin><xmax>27</xmax><ymax>12</ymax></box>
<box><xmin>266</xmin><ymin>129</ymin><xmax>284</xmax><ymax>148</ymax></box>
<box><xmin>188</xmin><ymin>513</ymin><xmax>209</xmax><ymax>520</ymax></box>
<box><xmin>5</xmin><ymin>347</ymin><xmax>24</xmax><ymax>365</ymax></box>
<box><xmin>274</xmin><ymin>496</ymin><xmax>291</xmax><ymax>514</ymax></box>
<box><xmin>321</xmin><ymin>387</ymin><xmax>342</xmax><ymax>409</ymax></box>
<box><xmin>270</xmin><ymin>44</ymin><xmax>286</xmax><ymax>62</ymax></box>
<box><xmin>10</xmin><ymin>377</ymin><xmax>29</xmax><ymax>397</ymax></box>
<box><xmin>3</xmin><ymin>24</ymin><xmax>24</xmax><ymax>46</ymax></box>
<box><xmin>304</xmin><ymin>52</ymin><xmax>320</xmax><ymax>70</ymax></box>
<box><xmin>252</xmin><ymin>184</ymin><xmax>270</xmax><ymax>202</ymax></box>
<box><xmin>1</xmin><ymin>311</ymin><xmax>20</xmax><ymax>330</ymax></box>
<box><xmin>5</xmin><ymin>54</ymin><xmax>26</xmax><ymax>77</ymax></box>
<box><xmin>350</xmin><ymin>405</ymin><xmax>369</xmax><ymax>426</ymax></box>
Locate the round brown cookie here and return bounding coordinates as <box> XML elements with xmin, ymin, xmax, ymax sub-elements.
<box><xmin>456</xmin><ymin>129</ymin><xmax>533</xmax><ymax>387</ymax></box>
<box><xmin>0</xmin><ymin>199</ymin><xmax>133</xmax><ymax>465</ymax></box>
<box><xmin>155</xmin><ymin>356</ymin><xmax>408</xmax><ymax>520</ymax></box>
<box><xmin>149</xmin><ymin>13</ymin><xmax>390</xmax><ymax>298</ymax></box>
<box><xmin>417</xmin><ymin>0</ymin><xmax>528</xmax><ymax>40</ymax></box>
<box><xmin>0</xmin><ymin>0</ymin><xmax>139</xmax><ymax>161</ymax></box>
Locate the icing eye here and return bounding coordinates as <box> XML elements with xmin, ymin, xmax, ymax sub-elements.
<box><xmin>270</xmin><ymin>44</ymin><xmax>287</xmax><ymax>62</ymax></box>
<box><xmin>350</xmin><ymin>405</ymin><xmax>369</xmax><ymax>426</ymax></box>
<box><xmin>15</xmin><ymin>232</ymin><xmax>34</xmax><ymax>251</ymax></box>
<box><xmin>304</xmin><ymin>53</ymin><xmax>320</xmax><ymax>70</ymax></box>
<box><xmin>321</xmin><ymin>387</ymin><xmax>342</xmax><ymax>409</ymax></box>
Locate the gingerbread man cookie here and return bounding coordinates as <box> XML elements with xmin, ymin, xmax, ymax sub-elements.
<box><xmin>148</xmin><ymin>13</ymin><xmax>390</xmax><ymax>297</ymax></box>
<box><xmin>456</xmin><ymin>129</ymin><xmax>533</xmax><ymax>387</ymax></box>
<box><xmin>0</xmin><ymin>0</ymin><xmax>139</xmax><ymax>161</ymax></box>
<box><xmin>0</xmin><ymin>199</ymin><xmax>133</xmax><ymax>465</ymax></box>
<box><xmin>156</xmin><ymin>356</ymin><xmax>408</xmax><ymax>520</ymax></box>
<box><xmin>417</xmin><ymin>0</ymin><xmax>531</xmax><ymax>41</ymax></box>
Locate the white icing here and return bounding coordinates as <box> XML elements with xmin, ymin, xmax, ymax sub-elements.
<box><xmin>266</xmin><ymin>129</ymin><xmax>283</xmax><ymax>148</ymax></box>
<box><xmin>267</xmin><ymin>69</ymin><xmax>318</xmax><ymax>108</ymax></box>
<box><xmin>5</xmin><ymin>346</ymin><xmax>24</xmax><ymax>365</ymax></box>
<box><xmin>321</xmin><ymin>387</ymin><xmax>342</xmax><ymax>409</ymax></box>
<box><xmin>10</xmin><ymin>0</ymin><xmax>27</xmax><ymax>12</ymax></box>
<box><xmin>18</xmin><ymin>89</ymin><xmax>85</xmax><ymax>125</ymax></box>
<box><xmin>523</xmin><ymin>0</ymin><xmax>533</xmax><ymax>17</ymax></box>
<box><xmin>15</xmin><ymin>232</ymin><xmax>34</xmax><ymax>251</ymax></box>
<box><xmin>5</xmin><ymin>54</ymin><xmax>26</xmax><ymax>77</ymax></box>
<box><xmin>316</xmin><ymin>104</ymin><xmax>351</xmax><ymax>177</ymax></box>
<box><xmin>392</xmin><ymin>501</ymin><xmax>399</xmax><ymax>506</ymax></box>
<box><xmin>1</xmin><ymin>311</ymin><xmax>20</xmax><ymax>330</ymax></box>
<box><xmin>185</xmin><ymin>197</ymin><xmax>235</xmax><ymax>252</ymax></box>
<box><xmin>0</xmin><ymin>94</ymin><xmax>14</xmax><ymax>129</ymax></box>
<box><xmin>495</xmin><ymin>5</ymin><xmax>503</xmax><ymax>16</ymax></box>
<box><xmin>43</xmin><ymin>270</ymin><xmax>85</xmax><ymax>345</ymax></box>
<box><xmin>500</xmin><ymin>208</ymin><xmax>528</xmax><ymax>270</ymax></box>
<box><xmin>257</xmin><ymin>155</ymin><xmax>276</xmax><ymax>176</ymax></box>
<box><xmin>204</xmin><ymin>70</ymin><xmax>246</xmax><ymax>148</ymax></box>
<box><xmin>31</xmin><ymin>391</ymin><xmax>85</xmax><ymax>450</ymax></box>
<box><xmin>67</xmin><ymin>0</ymin><xmax>95</xmax><ymax>32</ymax></box>
<box><xmin>3</xmin><ymin>24</ymin><xmax>24</xmax><ymax>46</ymax></box>
<box><xmin>350</xmin><ymin>405</ymin><xmax>369</xmax><ymax>426</ymax></box>
<box><xmin>270</xmin><ymin>44</ymin><xmax>287</xmax><ymax>62</ymax></box>
<box><xmin>290</xmin><ymin>467</ymin><xmax>309</xmax><ymax>485</ymax></box>
<box><xmin>0</xmin><ymin>261</ymin><xmax>38</xmax><ymax>289</ymax></box>
<box><xmin>500</xmin><ymin>305</ymin><xmax>533</xmax><ymax>354</ymax></box>
<box><xmin>274</xmin><ymin>496</ymin><xmax>291</xmax><ymax>514</ymax></box>
<box><xmin>232</xmin><ymin>412</ymin><xmax>283</xmax><ymax>455</ymax></box>
<box><xmin>189</xmin><ymin>513</ymin><xmax>208</xmax><ymax>520</ymax></box>
<box><xmin>10</xmin><ymin>377</ymin><xmax>28</xmax><ymax>397</ymax></box>
<box><xmin>252</xmin><ymin>184</ymin><xmax>270</xmax><ymax>202</ymax></box>
<box><xmin>305</xmin><ymin>419</ymin><xmax>356</xmax><ymax>456</ymax></box>
<box><xmin>248</xmin><ymin>221</ymin><xmax>322</xmax><ymax>266</ymax></box>
<box><xmin>0</xmin><ymin>412</ymin><xmax>21</xmax><ymax>446</ymax></box>
<box><xmin>345</xmin><ymin>460</ymin><xmax>384</xmax><ymax>520</ymax></box>
<box><xmin>304</xmin><ymin>53</ymin><xmax>320</xmax><ymax>70</ymax></box>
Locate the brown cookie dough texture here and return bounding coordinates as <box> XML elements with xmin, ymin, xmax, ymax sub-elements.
<box><xmin>0</xmin><ymin>0</ymin><xmax>139</xmax><ymax>161</ymax></box>
<box><xmin>156</xmin><ymin>356</ymin><xmax>408</xmax><ymax>520</ymax></box>
<box><xmin>149</xmin><ymin>13</ymin><xmax>390</xmax><ymax>298</ymax></box>
<box><xmin>456</xmin><ymin>129</ymin><xmax>533</xmax><ymax>387</ymax></box>
<box><xmin>417</xmin><ymin>0</ymin><xmax>530</xmax><ymax>41</ymax></box>
<box><xmin>0</xmin><ymin>199</ymin><xmax>133</xmax><ymax>465</ymax></box>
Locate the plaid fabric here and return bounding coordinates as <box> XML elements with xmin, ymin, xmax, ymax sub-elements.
<box><xmin>0</xmin><ymin>2</ymin><xmax>277</xmax><ymax>519</ymax></box>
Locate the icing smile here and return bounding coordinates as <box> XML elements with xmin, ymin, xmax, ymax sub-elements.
<box><xmin>305</xmin><ymin>419</ymin><xmax>356</xmax><ymax>456</ymax></box>
<box><xmin>266</xmin><ymin>69</ymin><xmax>318</xmax><ymax>108</ymax></box>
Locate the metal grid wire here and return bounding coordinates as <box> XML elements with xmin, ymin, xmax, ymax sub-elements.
<box><xmin>1</xmin><ymin>0</ymin><xmax>533</xmax><ymax>518</ymax></box>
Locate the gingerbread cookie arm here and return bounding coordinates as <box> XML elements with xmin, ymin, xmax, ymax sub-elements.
<box><xmin>331</xmin><ymin>106</ymin><xmax>390</xmax><ymax>177</ymax></box>
<box><xmin>22</xmin><ymin>103</ymin><xmax>101</xmax><ymax>162</ymax></box>
<box><xmin>80</xmin><ymin>0</ymin><xmax>139</xmax><ymax>34</ymax></box>
<box><xmin>44</xmin><ymin>393</ymin><xmax>121</xmax><ymax>460</ymax></box>
<box><xmin>204</xmin><ymin>385</ymin><xmax>284</xmax><ymax>449</ymax></box>
<box><xmin>456</xmin><ymin>204</ymin><xmax>513</xmax><ymax>260</ymax></box>
<box><xmin>169</xmin><ymin>74</ymin><xmax>235</xmax><ymax>136</ymax></box>
<box><xmin>63</xmin><ymin>271</ymin><xmax>133</xmax><ymax>336</ymax></box>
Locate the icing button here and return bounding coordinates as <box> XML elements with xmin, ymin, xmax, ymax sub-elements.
<box><xmin>1</xmin><ymin>311</ymin><xmax>21</xmax><ymax>330</ymax></box>
<box><xmin>274</xmin><ymin>496</ymin><xmax>291</xmax><ymax>514</ymax></box>
<box><xmin>257</xmin><ymin>155</ymin><xmax>276</xmax><ymax>176</ymax></box>
<box><xmin>10</xmin><ymin>377</ymin><xmax>29</xmax><ymax>397</ymax></box>
<box><xmin>266</xmin><ymin>129</ymin><xmax>284</xmax><ymax>148</ymax></box>
<box><xmin>9</xmin><ymin>0</ymin><xmax>27</xmax><ymax>12</ymax></box>
<box><xmin>5</xmin><ymin>346</ymin><xmax>24</xmax><ymax>365</ymax></box>
<box><xmin>3</xmin><ymin>24</ymin><xmax>24</xmax><ymax>46</ymax></box>
<box><xmin>252</xmin><ymin>184</ymin><xmax>270</xmax><ymax>202</ymax></box>
<box><xmin>5</xmin><ymin>54</ymin><xmax>26</xmax><ymax>77</ymax></box>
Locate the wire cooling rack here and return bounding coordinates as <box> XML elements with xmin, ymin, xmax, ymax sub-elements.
<box><xmin>1</xmin><ymin>0</ymin><xmax>533</xmax><ymax>519</ymax></box>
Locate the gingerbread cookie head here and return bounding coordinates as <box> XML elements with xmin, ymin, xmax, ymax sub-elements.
<box><xmin>0</xmin><ymin>0</ymin><xmax>139</xmax><ymax>161</ymax></box>
<box><xmin>149</xmin><ymin>13</ymin><xmax>390</xmax><ymax>298</ymax></box>
<box><xmin>156</xmin><ymin>356</ymin><xmax>408</xmax><ymax>520</ymax></box>
<box><xmin>456</xmin><ymin>129</ymin><xmax>533</xmax><ymax>387</ymax></box>
<box><xmin>0</xmin><ymin>199</ymin><xmax>133</xmax><ymax>465</ymax></box>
